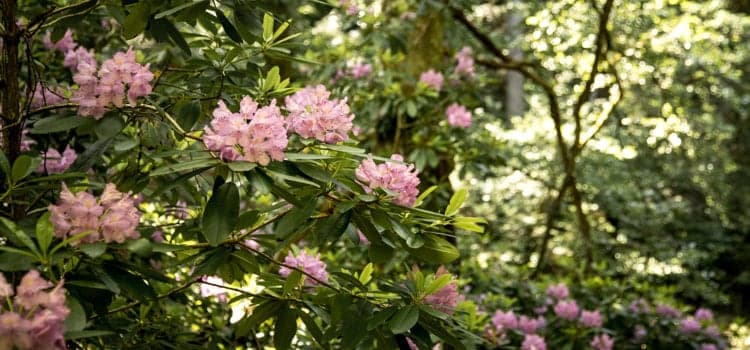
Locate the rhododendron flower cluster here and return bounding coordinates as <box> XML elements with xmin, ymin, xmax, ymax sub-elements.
<box><xmin>43</xmin><ymin>29</ymin><xmax>95</xmax><ymax>70</ymax></box>
<box><xmin>521</xmin><ymin>334</ymin><xmax>546</xmax><ymax>350</ymax></box>
<box><xmin>203</xmin><ymin>97</ymin><xmax>288</xmax><ymax>164</ymax></box>
<box><xmin>48</xmin><ymin>183</ymin><xmax>141</xmax><ymax>244</ymax></box>
<box><xmin>279</xmin><ymin>250</ymin><xmax>328</xmax><ymax>287</ymax></box>
<box><xmin>31</xmin><ymin>83</ymin><xmax>65</xmax><ymax>109</ymax></box>
<box><xmin>492</xmin><ymin>310</ymin><xmax>518</xmax><ymax>331</ymax></box>
<box><xmin>285</xmin><ymin>84</ymin><xmax>354</xmax><ymax>144</ymax></box>
<box><xmin>71</xmin><ymin>48</ymin><xmax>153</xmax><ymax>118</ymax></box>
<box><xmin>419</xmin><ymin>69</ymin><xmax>444</xmax><ymax>91</ymax></box>
<box><xmin>590</xmin><ymin>334</ymin><xmax>614</xmax><ymax>350</ymax></box>
<box><xmin>422</xmin><ymin>267</ymin><xmax>463</xmax><ymax>315</ymax></box>
<box><xmin>349</xmin><ymin>62</ymin><xmax>372</xmax><ymax>79</ymax></box>
<box><xmin>546</xmin><ymin>282</ymin><xmax>569</xmax><ymax>300</ymax></box>
<box><xmin>655</xmin><ymin>303</ymin><xmax>681</xmax><ymax>318</ymax></box>
<box><xmin>454</xmin><ymin>46</ymin><xmax>475</xmax><ymax>77</ymax></box>
<box><xmin>680</xmin><ymin>317</ymin><xmax>702</xmax><ymax>334</ymax></box>
<box><xmin>43</xmin><ymin>29</ymin><xmax>76</xmax><ymax>53</ymax></box>
<box><xmin>518</xmin><ymin>315</ymin><xmax>545</xmax><ymax>334</ymax></box>
<box><xmin>579</xmin><ymin>309</ymin><xmax>603</xmax><ymax>328</ymax></box>
<box><xmin>553</xmin><ymin>300</ymin><xmax>580</xmax><ymax>320</ymax></box>
<box><xmin>445</xmin><ymin>103</ymin><xmax>472</xmax><ymax>128</ymax></box>
<box><xmin>37</xmin><ymin>146</ymin><xmax>77</xmax><ymax>174</ymax></box>
<box><xmin>355</xmin><ymin>154</ymin><xmax>421</xmax><ymax>206</ymax></box>
<box><xmin>0</xmin><ymin>270</ymin><xmax>69</xmax><ymax>350</ymax></box>
<box><xmin>695</xmin><ymin>308</ymin><xmax>714</xmax><ymax>321</ymax></box>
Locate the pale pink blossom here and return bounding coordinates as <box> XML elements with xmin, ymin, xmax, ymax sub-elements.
<box><xmin>349</xmin><ymin>63</ymin><xmax>372</xmax><ymax>79</ymax></box>
<box><xmin>422</xmin><ymin>266</ymin><xmax>463</xmax><ymax>315</ymax></box>
<box><xmin>355</xmin><ymin>154</ymin><xmax>421</xmax><ymax>206</ymax></box>
<box><xmin>633</xmin><ymin>325</ymin><xmax>647</xmax><ymax>342</ymax></box>
<box><xmin>454</xmin><ymin>46</ymin><xmax>475</xmax><ymax>77</ymax></box>
<box><xmin>0</xmin><ymin>270</ymin><xmax>69</xmax><ymax>350</ymax></box>
<box><xmin>43</xmin><ymin>29</ymin><xmax>76</xmax><ymax>53</ymax></box>
<box><xmin>579</xmin><ymin>310</ymin><xmax>603</xmax><ymax>328</ymax></box>
<box><xmin>521</xmin><ymin>334</ymin><xmax>546</xmax><ymax>350</ymax></box>
<box><xmin>48</xmin><ymin>183</ymin><xmax>141</xmax><ymax>244</ymax></box>
<box><xmin>203</xmin><ymin>97</ymin><xmax>288</xmax><ymax>165</ymax></box>
<box><xmin>279</xmin><ymin>250</ymin><xmax>328</xmax><ymax>287</ymax></box>
<box><xmin>285</xmin><ymin>84</ymin><xmax>354</xmax><ymax>144</ymax></box>
<box><xmin>445</xmin><ymin>103</ymin><xmax>472</xmax><ymax>128</ymax></box>
<box><xmin>680</xmin><ymin>317</ymin><xmax>701</xmax><ymax>334</ymax></box>
<box><xmin>628</xmin><ymin>298</ymin><xmax>650</xmax><ymax>314</ymax></box>
<box><xmin>700</xmin><ymin>344</ymin><xmax>718</xmax><ymax>350</ymax></box>
<box><xmin>31</xmin><ymin>83</ymin><xmax>66</xmax><ymax>109</ymax></box>
<box><xmin>419</xmin><ymin>69</ymin><xmax>444</xmax><ymax>91</ymax></box>
<box><xmin>357</xmin><ymin>229</ymin><xmax>370</xmax><ymax>245</ymax></box>
<box><xmin>590</xmin><ymin>334</ymin><xmax>614</xmax><ymax>350</ymax></box>
<box><xmin>553</xmin><ymin>300</ymin><xmax>580</xmax><ymax>320</ymax></box>
<box><xmin>546</xmin><ymin>283</ymin><xmax>569</xmax><ymax>300</ymax></box>
<box><xmin>63</xmin><ymin>46</ymin><xmax>96</xmax><ymax>70</ymax></box>
<box><xmin>655</xmin><ymin>303</ymin><xmax>681</xmax><ymax>318</ymax></box>
<box><xmin>491</xmin><ymin>310</ymin><xmax>518</xmax><ymax>331</ymax></box>
<box><xmin>37</xmin><ymin>146</ymin><xmax>77</xmax><ymax>174</ymax></box>
<box><xmin>518</xmin><ymin>315</ymin><xmax>545</xmax><ymax>334</ymax></box>
<box><xmin>695</xmin><ymin>308</ymin><xmax>713</xmax><ymax>321</ymax></box>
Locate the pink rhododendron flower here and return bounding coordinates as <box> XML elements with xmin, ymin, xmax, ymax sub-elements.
<box><xmin>591</xmin><ymin>334</ymin><xmax>614</xmax><ymax>350</ymax></box>
<box><xmin>579</xmin><ymin>309</ymin><xmax>603</xmax><ymax>328</ymax></box>
<box><xmin>633</xmin><ymin>325</ymin><xmax>647</xmax><ymax>342</ymax></box>
<box><xmin>355</xmin><ymin>154</ymin><xmax>421</xmax><ymax>206</ymax></box>
<box><xmin>357</xmin><ymin>229</ymin><xmax>370</xmax><ymax>245</ymax></box>
<box><xmin>695</xmin><ymin>308</ymin><xmax>714</xmax><ymax>321</ymax></box>
<box><xmin>655</xmin><ymin>303</ymin><xmax>681</xmax><ymax>318</ymax></box>
<box><xmin>203</xmin><ymin>97</ymin><xmax>288</xmax><ymax>165</ymax></box>
<box><xmin>31</xmin><ymin>83</ymin><xmax>66</xmax><ymax>109</ymax></box>
<box><xmin>491</xmin><ymin>310</ymin><xmax>518</xmax><ymax>331</ymax></box>
<box><xmin>405</xmin><ymin>337</ymin><xmax>418</xmax><ymax>350</ymax></box>
<box><xmin>521</xmin><ymin>334</ymin><xmax>546</xmax><ymax>350</ymax></box>
<box><xmin>63</xmin><ymin>46</ymin><xmax>96</xmax><ymax>70</ymax></box>
<box><xmin>37</xmin><ymin>146</ymin><xmax>77</xmax><ymax>174</ymax></box>
<box><xmin>199</xmin><ymin>276</ymin><xmax>228</xmax><ymax>302</ymax></box>
<box><xmin>454</xmin><ymin>46</ymin><xmax>475</xmax><ymax>77</ymax></box>
<box><xmin>445</xmin><ymin>103</ymin><xmax>472</xmax><ymax>128</ymax></box>
<box><xmin>419</xmin><ymin>69</ymin><xmax>444</xmax><ymax>91</ymax></box>
<box><xmin>700</xmin><ymin>344</ymin><xmax>718</xmax><ymax>350</ymax></box>
<box><xmin>0</xmin><ymin>270</ymin><xmax>69</xmax><ymax>350</ymax></box>
<box><xmin>546</xmin><ymin>283</ymin><xmax>569</xmax><ymax>300</ymax></box>
<box><xmin>285</xmin><ymin>84</ymin><xmax>354</xmax><ymax>144</ymax></box>
<box><xmin>71</xmin><ymin>48</ymin><xmax>153</xmax><ymax>119</ymax></box>
<box><xmin>680</xmin><ymin>317</ymin><xmax>701</xmax><ymax>334</ymax></box>
<box><xmin>629</xmin><ymin>298</ymin><xmax>650</xmax><ymax>314</ymax></box>
<box><xmin>422</xmin><ymin>266</ymin><xmax>463</xmax><ymax>315</ymax></box>
<box><xmin>43</xmin><ymin>29</ymin><xmax>76</xmax><ymax>53</ymax></box>
<box><xmin>48</xmin><ymin>183</ymin><xmax>141</xmax><ymax>244</ymax></box>
<box><xmin>279</xmin><ymin>250</ymin><xmax>328</xmax><ymax>287</ymax></box>
<box><xmin>553</xmin><ymin>300</ymin><xmax>580</xmax><ymax>320</ymax></box>
<box><xmin>349</xmin><ymin>62</ymin><xmax>372</xmax><ymax>79</ymax></box>
<box><xmin>704</xmin><ymin>325</ymin><xmax>721</xmax><ymax>339</ymax></box>
<box><xmin>518</xmin><ymin>315</ymin><xmax>545</xmax><ymax>334</ymax></box>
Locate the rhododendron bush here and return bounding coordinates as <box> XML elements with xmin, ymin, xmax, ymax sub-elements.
<box><xmin>2</xmin><ymin>0</ymin><xmax>747</xmax><ymax>349</ymax></box>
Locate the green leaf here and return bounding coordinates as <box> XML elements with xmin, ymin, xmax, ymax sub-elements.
<box><xmin>274</xmin><ymin>305</ymin><xmax>298</xmax><ymax>350</ymax></box>
<box><xmin>0</xmin><ymin>251</ymin><xmax>34</xmax><ymax>271</ymax></box>
<box><xmin>202</xmin><ymin>182</ymin><xmax>240</xmax><ymax>246</ymax></box>
<box><xmin>108</xmin><ymin>266</ymin><xmax>157</xmax><ymax>301</ymax></box>
<box><xmin>64</xmin><ymin>296</ymin><xmax>86</xmax><ymax>333</ymax></box>
<box><xmin>453</xmin><ymin>216</ymin><xmax>486</xmax><ymax>233</ymax></box>
<box><xmin>78</xmin><ymin>242</ymin><xmax>106</xmax><ymax>258</ymax></box>
<box><xmin>263</xmin><ymin>66</ymin><xmax>281</xmax><ymax>92</ymax></box>
<box><xmin>407</xmin><ymin>235</ymin><xmax>459</xmax><ymax>264</ymax></box>
<box><xmin>226</xmin><ymin>161</ymin><xmax>257</xmax><ymax>172</ymax></box>
<box><xmin>122</xmin><ymin>2</ymin><xmax>151</xmax><ymax>39</ymax></box>
<box><xmin>31</xmin><ymin>115</ymin><xmax>94</xmax><ymax>134</ymax></box>
<box><xmin>11</xmin><ymin>155</ymin><xmax>34</xmax><ymax>183</ymax></box>
<box><xmin>65</xmin><ymin>330</ymin><xmax>115</xmax><ymax>340</ymax></box>
<box><xmin>216</xmin><ymin>10</ymin><xmax>242</xmax><ymax>43</ymax></box>
<box><xmin>284</xmin><ymin>153</ymin><xmax>332</xmax><ymax>161</ymax></box>
<box><xmin>35</xmin><ymin>212</ymin><xmax>54</xmax><ymax>255</ymax></box>
<box><xmin>406</xmin><ymin>100</ymin><xmax>417</xmax><ymax>117</ymax></box>
<box><xmin>424</xmin><ymin>274</ymin><xmax>452</xmax><ymax>296</ymax></box>
<box><xmin>274</xmin><ymin>199</ymin><xmax>317</xmax><ymax>238</ymax></box>
<box><xmin>445</xmin><ymin>188</ymin><xmax>468</xmax><ymax>216</ymax></box>
<box><xmin>389</xmin><ymin>305</ymin><xmax>419</xmax><ymax>334</ymax></box>
<box><xmin>359</xmin><ymin>263</ymin><xmax>374</xmax><ymax>285</ymax></box>
<box><xmin>0</xmin><ymin>217</ymin><xmax>39</xmax><ymax>257</ymax></box>
<box><xmin>236</xmin><ymin>300</ymin><xmax>282</xmax><ymax>336</ymax></box>
<box><xmin>126</xmin><ymin>238</ymin><xmax>153</xmax><ymax>256</ymax></box>
<box><xmin>414</xmin><ymin>185</ymin><xmax>438</xmax><ymax>207</ymax></box>
<box><xmin>367</xmin><ymin>307</ymin><xmax>397</xmax><ymax>330</ymax></box>
<box><xmin>150</xmin><ymin>158</ymin><xmax>219</xmax><ymax>176</ymax></box>
<box><xmin>262</xmin><ymin>13</ymin><xmax>274</xmax><ymax>42</ymax></box>
<box><xmin>94</xmin><ymin>113</ymin><xmax>125</xmax><ymax>139</ymax></box>
<box><xmin>174</xmin><ymin>99</ymin><xmax>201</xmax><ymax>131</ymax></box>
<box><xmin>154</xmin><ymin>0</ymin><xmax>207</xmax><ymax>19</ymax></box>
<box><xmin>0</xmin><ymin>151</ymin><xmax>9</xmax><ymax>175</ymax></box>
<box><xmin>282</xmin><ymin>270</ymin><xmax>302</xmax><ymax>295</ymax></box>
